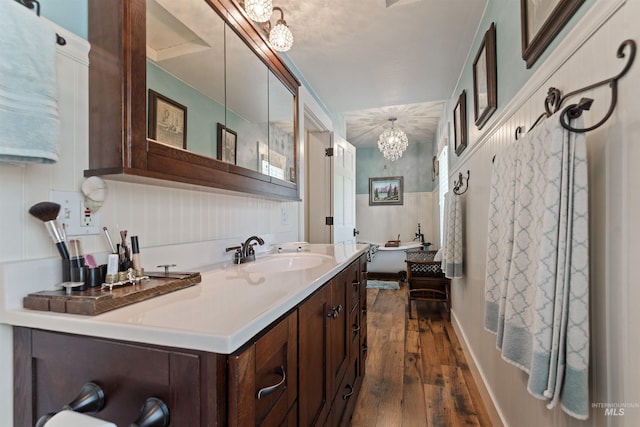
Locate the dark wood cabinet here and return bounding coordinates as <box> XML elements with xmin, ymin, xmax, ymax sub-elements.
<box><xmin>299</xmin><ymin>254</ymin><xmax>368</xmax><ymax>427</ymax></box>
<box><xmin>13</xmin><ymin>253</ymin><xmax>368</xmax><ymax>427</ymax></box>
<box><xmin>85</xmin><ymin>0</ymin><xmax>300</xmax><ymax>200</ymax></box>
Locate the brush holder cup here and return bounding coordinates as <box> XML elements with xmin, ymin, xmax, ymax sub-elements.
<box><xmin>62</xmin><ymin>257</ymin><xmax>86</xmax><ymax>290</ymax></box>
<box><xmin>85</xmin><ymin>264</ymin><xmax>107</xmax><ymax>288</ymax></box>
<box><xmin>61</xmin><ymin>258</ymin><xmax>105</xmax><ymax>291</ymax></box>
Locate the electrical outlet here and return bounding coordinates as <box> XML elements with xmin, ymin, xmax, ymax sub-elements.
<box><xmin>49</xmin><ymin>190</ymin><xmax>101</xmax><ymax>236</ymax></box>
<box><xmin>280</xmin><ymin>206</ymin><xmax>289</xmax><ymax>225</ymax></box>
<box><xmin>81</xmin><ymin>202</ymin><xmax>95</xmax><ymax>227</ymax></box>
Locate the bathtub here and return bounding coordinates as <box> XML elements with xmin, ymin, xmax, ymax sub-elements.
<box><xmin>367</xmin><ymin>241</ymin><xmax>424</xmax><ymax>274</ymax></box>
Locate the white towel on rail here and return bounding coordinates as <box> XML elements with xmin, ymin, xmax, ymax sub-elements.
<box><xmin>0</xmin><ymin>0</ymin><xmax>60</xmax><ymax>164</ymax></box>
<box><xmin>442</xmin><ymin>191</ymin><xmax>463</xmax><ymax>278</ymax></box>
<box><xmin>484</xmin><ymin>112</ymin><xmax>589</xmax><ymax>419</ymax></box>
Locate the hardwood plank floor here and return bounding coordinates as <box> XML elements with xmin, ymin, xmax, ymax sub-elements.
<box><xmin>351</xmin><ymin>282</ymin><xmax>492</xmax><ymax>427</ymax></box>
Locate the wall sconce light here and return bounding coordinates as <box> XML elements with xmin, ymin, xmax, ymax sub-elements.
<box><xmin>243</xmin><ymin>0</ymin><xmax>273</xmax><ymax>22</ymax></box>
<box><xmin>264</xmin><ymin>7</ymin><xmax>293</xmax><ymax>52</ymax></box>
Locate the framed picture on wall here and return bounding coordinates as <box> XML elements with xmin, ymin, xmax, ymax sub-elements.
<box><xmin>216</xmin><ymin>123</ymin><xmax>237</xmax><ymax>164</ymax></box>
<box><xmin>473</xmin><ymin>22</ymin><xmax>497</xmax><ymax>130</ymax></box>
<box><xmin>148</xmin><ymin>89</ymin><xmax>187</xmax><ymax>149</ymax></box>
<box><xmin>520</xmin><ymin>0</ymin><xmax>585</xmax><ymax>68</ymax></box>
<box><xmin>453</xmin><ymin>90</ymin><xmax>467</xmax><ymax>156</ymax></box>
<box><xmin>369</xmin><ymin>176</ymin><xmax>403</xmax><ymax>206</ymax></box>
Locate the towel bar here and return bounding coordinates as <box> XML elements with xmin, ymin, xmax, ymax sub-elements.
<box><xmin>35</xmin><ymin>382</ymin><xmax>105</xmax><ymax>427</ymax></box>
<box><xmin>13</xmin><ymin>0</ymin><xmax>67</xmax><ymax>45</ymax></box>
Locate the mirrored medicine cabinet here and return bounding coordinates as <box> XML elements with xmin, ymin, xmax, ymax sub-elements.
<box><xmin>85</xmin><ymin>0</ymin><xmax>300</xmax><ymax>200</ymax></box>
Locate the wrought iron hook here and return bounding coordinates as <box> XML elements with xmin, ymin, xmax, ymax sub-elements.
<box><xmin>453</xmin><ymin>170</ymin><xmax>470</xmax><ymax>195</ymax></box>
<box><xmin>525</xmin><ymin>39</ymin><xmax>635</xmax><ymax>135</ymax></box>
<box><xmin>559</xmin><ymin>39</ymin><xmax>636</xmax><ymax>132</ymax></box>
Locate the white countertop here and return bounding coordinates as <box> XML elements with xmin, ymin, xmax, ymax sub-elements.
<box><xmin>0</xmin><ymin>243</ymin><xmax>368</xmax><ymax>354</ymax></box>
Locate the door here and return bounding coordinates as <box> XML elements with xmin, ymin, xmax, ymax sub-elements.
<box><xmin>306</xmin><ymin>130</ymin><xmax>332</xmax><ymax>243</ymax></box>
<box><xmin>305</xmin><ymin>131</ymin><xmax>356</xmax><ymax>244</ymax></box>
<box><xmin>332</xmin><ymin>135</ymin><xmax>357</xmax><ymax>244</ymax></box>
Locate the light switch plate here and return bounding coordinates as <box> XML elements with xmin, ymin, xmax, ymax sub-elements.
<box><xmin>49</xmin><ymin>190</ymin><xmax>101</xmax><ymax>236</ymax></box>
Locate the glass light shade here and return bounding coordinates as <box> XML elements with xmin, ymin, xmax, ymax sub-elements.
<box><xmin>269</xmin><ymin>21</ymin><xmax>293</xmax><ymax>52</ymax></box>
<box><xmin>377</xmin><ymin>126</ymin><xmax>408</xmax><ymax>161</ymax></box>
<box><xmin>244</xmin><ymin>0</ymin><xmax>273</xmax><ymax>22</ymax></box>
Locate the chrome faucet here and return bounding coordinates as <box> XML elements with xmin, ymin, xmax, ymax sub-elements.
<box><xmin>225</xmin><ymin>235</ymin><xmax>265</xmax><ymax>264</ymax></box>
<box><xmin>413</xmin><ymin>223</ymin><xmax>425</xmax><ymax>244</ymax></box>
<box><xmin>242</xmin><ymin>235</ymin><xmax>265</xmax><ymax>261</ymax></box>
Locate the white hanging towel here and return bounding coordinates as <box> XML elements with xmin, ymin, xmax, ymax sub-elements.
<box><xmin>442</xmin><ymin>191</ymin><xmax>463</xmax><ymax>278</ymax></box>
<box><xmin>0</xmin><ymin>0</ymin><xmax>60</xmax><ymax>164</ymax></box>
<box><xmin>484</xmin><ymin>112</ymin><xmax>589</xmax><ymax>419</ymax></box>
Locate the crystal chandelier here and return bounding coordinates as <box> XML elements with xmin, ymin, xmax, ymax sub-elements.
<box><xmin>377</xmin><ymin>118</ymin><xmax>409</xmax><ymax>161</ymax></box>
<box><xmin>244</xmin><ymin>0</ymin><xmax>273</xmax><ymax>23</ymax></box>
<box><xmin>268</xmin><ymin>7</ymin><xmax>293</xmax><ymax>52</ymax></box>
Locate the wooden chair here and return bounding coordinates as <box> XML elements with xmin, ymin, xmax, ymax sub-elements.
<box><xmin>404</xmin><ymin>249</ymin><xmax>450</xmax><ymax>319</ymax></box>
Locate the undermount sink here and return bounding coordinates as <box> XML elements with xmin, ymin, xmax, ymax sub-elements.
<box><xmin>243</xmin><ymin>253</ymin><xmax>334</xmax><ymax>274</ymax></box>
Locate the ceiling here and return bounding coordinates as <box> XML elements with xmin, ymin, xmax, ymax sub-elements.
<box><xmin>274</xmin><ymin>0</ymin><xmax>488</xmax><ymax>147</ymax></box>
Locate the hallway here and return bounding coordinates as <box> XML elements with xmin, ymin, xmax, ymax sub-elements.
<box><xmin>351</xmin><ymin>283</ymin><xmax>492</xmax><ymax>427</ymax></box>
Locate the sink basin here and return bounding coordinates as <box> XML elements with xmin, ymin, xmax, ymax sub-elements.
<box><xmin>243</xmin><ymin>253</ymin><xmax>334</xmax><ymax>274</ymax></box>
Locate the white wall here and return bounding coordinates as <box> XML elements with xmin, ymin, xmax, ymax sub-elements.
<box><xmin>443</xmin><ymin>1</ymin><xmax>640</xmax><ymax>425</ymax></box>
<box><xmin>356</xmin><ymin>192</ymin><xmax>436</xmax><ymax>246</ymax></box>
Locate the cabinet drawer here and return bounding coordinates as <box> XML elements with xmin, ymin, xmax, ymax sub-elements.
<box><xmin>14</xmin><ymin>328</ymin><xmax>208</xmax><ymax>427</ymax></box>
<box><xmin>329</xmin><ymin>355</ymin><xmax>359</xmax><ymax>427</ymax></box>
<box><xmin>228</xmin><ymin>311</ymin><xmax>298</xmax><ymax>427</ymax></box>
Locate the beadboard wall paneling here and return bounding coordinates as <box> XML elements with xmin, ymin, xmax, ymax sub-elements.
<box><xmin>443</xmin><ymin>1</ymin><xmax>640</xmax><ymax>426</ymax></box>
<box><xmin>355</xmin><ymin>192</ymin><xmax>436</xmax><ymax>247</ymax></box>
<box><xmin>0</xmin><ymin>24</ymin><xmax>300</xmax><ymax>266</ymax></box>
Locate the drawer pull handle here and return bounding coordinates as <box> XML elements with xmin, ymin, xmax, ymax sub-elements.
<box><xmin>352</xmin><ymin>324</ymin><xmax>361</xmax><ymax>333</ymax></box>
<box><xmin>257</xmin><ymin>366</ymin><xmax>286</xmax><ymax>400</ymax></box>
<box><xmin>342</xmin><ymin>384</ymin><xmax>354</xmax><ymax>400</ymax></box>
<box><xmin>352</xmin><ymin>281</ymin><xmax>360</xmax><ymax>287</ymax></box>
<box><xmin>327</xmin><ymin>305</ymin><xmax>343</xmax><ymax>319</ymax></box>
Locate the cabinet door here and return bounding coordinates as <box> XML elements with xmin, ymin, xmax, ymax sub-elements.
<box><xmin>298</xmin><ymin>286</ymin><xmax>330</xmax><ymax>427</ymax></box>
<box><xmin>228</xmin><ymin>311</ymin><xmax>297</xmax><ymax>427</ymax></box>
<box><xmin>328</xmin><ymin>269</ymin><xmax>350</xmax><ymax>400</ymax></box>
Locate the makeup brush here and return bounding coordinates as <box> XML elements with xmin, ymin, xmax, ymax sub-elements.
<box><xmin>28</xmin><ymin>201</ymin><xmax>70</xmax><ymax>260</ymax></box>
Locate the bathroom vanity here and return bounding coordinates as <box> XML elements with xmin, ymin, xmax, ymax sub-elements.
<box><xmin>9</xmin><ymin>244</ymin><xmax>368</xmax><ymax>426</ymax></box>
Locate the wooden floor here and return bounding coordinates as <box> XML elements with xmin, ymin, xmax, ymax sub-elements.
<box><xmin>350</xmin><ymin>282</ymin><xmax>492</xmax><ymax>427</ymax></box>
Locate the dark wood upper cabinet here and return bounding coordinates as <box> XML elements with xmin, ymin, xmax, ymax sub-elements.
<box><xmin>85</xmin><ymin>0</ymin><xmax>300</xmax><ymax>200</ymax></box>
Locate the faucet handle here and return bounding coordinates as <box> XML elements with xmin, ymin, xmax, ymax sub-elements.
<box><xmin>225</xmin><ymin>245</ymin><xmax>242</xmax><ymax>252</ymax></box>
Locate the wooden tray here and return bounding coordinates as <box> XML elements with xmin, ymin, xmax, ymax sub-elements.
<box><xmin>23</xmin><ymin>272</ymin><xmax>201</xmax><ymax>315</ymax></box>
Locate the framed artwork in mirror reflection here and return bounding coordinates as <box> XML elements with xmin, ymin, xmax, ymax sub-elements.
<box><xmin>148</xmin><ymin>89</ymin><xmax>187</xmax><ymax>149</ymax></box>
<box><xmin>217</xmin><ymin>123</ymin><xmax>237</xmax><ymax>164</ymax></box>
<box><xmin>473</xmin><ymin>22</ymin><xmax>497</xmax><ymax>130</ymax></box>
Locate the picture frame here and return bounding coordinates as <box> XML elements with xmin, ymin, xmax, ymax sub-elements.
<box><xmin>473</xmin><ymin>22</ymin><xmax>497</xmax><ymax>130</ymax></box>
<box><xmin>369</xmin><ymin>176</ymin><xmax>404</xmax><ymax>206</ymax></box>
<box><xmin>148</xmin><ymin>89</ymin><xmax>187</xmax><ymax>149</ymax></box>
<box><xmin>520</xmin><ymin>0</ymin><xmax>585</xmax><ymax>68</ymax></box>
<box><xmin>453</xmin><ymin>90</ymin><xmax>467</xmax><ymax>156</ymax></box>
<box><xmin>217</xmin><ymin>123</ymin><xmax>237</xmax><ymax>164</ymax></box>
